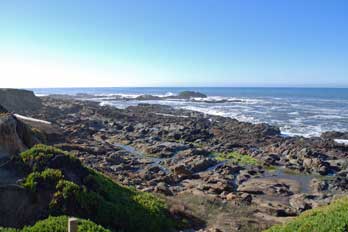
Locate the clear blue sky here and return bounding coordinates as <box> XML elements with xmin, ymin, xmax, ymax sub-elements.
<box><xmin>0</xmin><ymin>0</ymin><xmax>347</xmax><ymax>87</ymax></box>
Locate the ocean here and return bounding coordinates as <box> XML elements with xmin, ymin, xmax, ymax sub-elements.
<box><xmin>31</xmin><ymin>87</ymin><xmax>348</xmax><ymax>138</ymax></box>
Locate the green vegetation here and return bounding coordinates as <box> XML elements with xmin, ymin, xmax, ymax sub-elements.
<box><xmin>21</xmin><ymin>144</ymin><xmax>68</xmax><ymax>162</ymax></box>
<box><xmin>50</xmin><ymin>171</ymin><xmax>173</xmax><ymax>231</ymax></box>
<box><xmin>22</xmin><ymin>168</ymin><xmax>63</xmax><ymax>191</ymax></box>
<box><xmin>264</xmin><ymin>197</ymin><xmax>348</xmax><ymax>232</ymax></box>
<box><xmin>16</xmin><ymin>144</ymin><xmax>174</xmax><ymax>232</ymax></box>
<box><xmin>213</xmin><ymin>152</ymin><xmax>260</xmax><ymax>166</ymax></box>
<box><xmin>0</xmin><ymin>216</ymin><xmax>110</xmax><ymax>232</ymax></box>
<box><xmin>20</xmin><ymin>144</ymin><xmax>72</xmax><ymax>172</ymax></box>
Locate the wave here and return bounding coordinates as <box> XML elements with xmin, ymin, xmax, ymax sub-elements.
<box><xmin>34</xmin><ymin>88</ymin><xmax>348</xmax><ymax>139</ymax></box>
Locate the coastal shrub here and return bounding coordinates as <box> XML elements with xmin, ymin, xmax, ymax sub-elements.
<box><xmin>48</xmin><ymin>172</ymin><xmax>174</xmax><ymax>231</ymax></box>
<box><xmin>213</xmin><ymin>152</ymin><xmax>260</xmax><ymax>166</ymax></box>
<box><xmin>20</xmin><ymin>144</ymin><xmax>67</xmax><ymax>162</ymax></box>
<box><xmin>20</xmin><ymin>144</ymin><xmax>83</xmax><ymax>173</ymax></box>
<box><xmin>0</xmin><ymin>216</ymin><xmax>110</xmax><ymax>232</ymax></box>
<box><xmin>19</xmin><ymin>144</ymin><xmax>174</xmax><ymax>232</ymax></box>
<box><xmin>22</xmin><ymin>169</ymin><xmax>63</xmax><ymax>192</ymax></box>
<box><xmin>264</xmin><ymin>197</ymin><xmax>348</xmax><ymax>232</ymax></box>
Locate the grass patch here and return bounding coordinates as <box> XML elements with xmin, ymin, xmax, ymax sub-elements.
<box><xmin>264</xmin><ymin>197</ymin><xmax>348</xmax><ymax>232</ymax></box>
<box><xmin>213</xmin><ymin>152</ymin><xmax>260</xmax><ymax>166</ymax></box>
<box><xmin>0</xmin><ymin>216</ymin><xmax>110</xmax><ymax>232</ymax></box>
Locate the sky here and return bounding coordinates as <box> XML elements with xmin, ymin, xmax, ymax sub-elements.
<box><xmin>0</xmin><ymin>0</ymin><xmax>347</xmax><ymax>88</ymax></box>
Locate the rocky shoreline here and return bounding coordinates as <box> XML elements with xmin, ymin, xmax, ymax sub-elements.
<box><xmin>1</xmin><ymin>90</ymin><xmax>348</xmax><ymax>231</ymax></box>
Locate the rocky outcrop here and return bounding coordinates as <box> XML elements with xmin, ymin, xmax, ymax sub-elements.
<box><xmin>0</xmin><ymin>89</ymin><xmax>42</xmax><ymax>114</ymax></box>
<box><xmin>177</xmin><ymin>91</ymin><xmax>207</xmax><ymax>99</ymax></box>
<box><xmin>0</xmin><ymin>114</ymin><xmax>41</xmax><ymax>158</ymax></box>
<box><xmin>0</xmin><ymin>104</ymin><xmax>8</xmax><ymax>113</ymax></box>
<box><xmin>18</xmin><ymin>96</ymin><xmax>348</xmax><ymax>230</ymax></box>
<box><xmin>135</xmin><ymin>95</ymin><xmax>162</xmax><ymax>101</ymax></box>
<box><xmin>0</xmin><ymin>114</ymin><xmax>27</xmax><ymax>157</ymax></box>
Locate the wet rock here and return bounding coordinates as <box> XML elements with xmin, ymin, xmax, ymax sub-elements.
<box><xmin>155</xmin><ymin>182</ymin><xmax>174</xmax><ymax>196</ymax></box>
<box><xmin>238</xmin><ymin>178</ymin><xmax>300</xmax><ymax>196</ymax></box>
<box><xmin>145</xmin><ymin>142</ymin><xmax>190</xmax><ymax>158</ymax></box>
<box><xmin>106</xmin><ymin>153</ymin><xmax>126</xmax><ymax>165</ymax></box>
<box><xmin>172</xmin><ymin>164</ymin><xmax>193</xmax><ymax>179</ymax></box>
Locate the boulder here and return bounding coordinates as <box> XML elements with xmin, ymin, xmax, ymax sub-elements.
<box><xmin>15</xmin><ymin>115</ymin><xmax>64</xmax><ymax>145</ymax></box>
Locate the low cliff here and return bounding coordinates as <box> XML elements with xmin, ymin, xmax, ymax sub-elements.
<box><xmin>0</xmin><ymin>89</ymin><xmax>42</xmax><ymax>114</ymax></box>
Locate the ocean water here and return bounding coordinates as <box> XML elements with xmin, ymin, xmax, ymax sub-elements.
<box><xmin>31</xmin><ymin>87</ymin><xmax>348</xmax><ymax>138</ymax></box>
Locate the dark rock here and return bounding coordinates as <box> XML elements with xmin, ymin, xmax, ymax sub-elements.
<box><xmin>0</xmin><ymin>89</ymin><xmax>42</xmax><ymax>114</ymax></box>
<box><xmin>135</xmin><ymin>95</ymin><xmax>162</xmax><ymax>101</ymax></box>
<box><xmin>321</xmin><ymin>131</ymin><xmax>348</xmax><ymax>140</ymax></box>
<box><xmin>176</xmin><ymin>91</ymin><xmax>207</xmax><ymax>99</ymax></box>
<box><xmin>155</xmin><ymin>182</ymin><xmax>174</xmax><ymax>196</ymax></box>
<box><xmin>172</xmin><ymin>164</ymin><xmax>193</xmax><ymax>179</ymax></box>
<box><xmin>0</xmin><ymin>104</ymin><xmax>8</xmax><ymax>113</ymax></box>
<box><xmin>0</xmin><ymin>185</ymin><xmax>50</xmax><ymax>228</ymax></box>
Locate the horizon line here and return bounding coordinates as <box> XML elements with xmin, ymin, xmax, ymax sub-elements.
<box><xmin>21</xmin><ymin>86</ymin><xmax>348</xmax><ymax>89</ymax></box>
